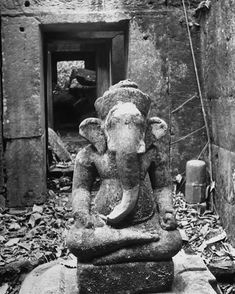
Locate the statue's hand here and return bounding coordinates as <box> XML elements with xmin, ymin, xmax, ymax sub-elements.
<box><xmin>160</xmin><ymin>210</ymin><xmax>177</xmax><ymax>231</ymax></box>
<box><xmin>92</xmin><ymin>214</ymin><xmax>106</xmax><ymax>227</ymax></box>
<box><xmin>74</xmin><ymin>212</ymin><xmax>106</xmax><ymax>229</ymax></box>
<box><xmin>74</xmin><ymin>212</ymin><xmax>94</xmax><ymax>229</ymax></box>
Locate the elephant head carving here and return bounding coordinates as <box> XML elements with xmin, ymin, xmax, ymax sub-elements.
<box><xmin>67</xmin><ymin>80</ymin><xmax>182</xmax><ymax>267</ymax></box>
<box><xmin>79</xmin><ymin>106</ymin><xmax>167</xmax><ymax>155</ymax></box>
<box><xmin>78</xmin><ymin>80</ymin><xmax>168</xmax><ymax>225</ymax></box>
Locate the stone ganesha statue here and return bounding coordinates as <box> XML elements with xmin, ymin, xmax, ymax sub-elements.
<box><xmin>67</xmin><ymin>80</ymin><xmax>182</xmax><ymax>266</ymax></box>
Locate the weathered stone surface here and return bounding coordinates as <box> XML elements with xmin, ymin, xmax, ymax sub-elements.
<box><xmin>127</xmin><ymin>15</ymin><xmax>168</xmax><ymax>120</ymax></box>
<box><xmin>65</xmin><ymin>81</ymin><xmax>182</xmax><ymax>293</ymax></box>
<box><xmin>0</xmin><ymin>3</ymin><xmax>207</xmax><ymax>197</ymax></box>
<box><xmin>19</xmin><ymin>251</ymin><xmax>218</xmax><ymax>294</ymax></box>
<box><xmin>68</xmin><ymin>223</ymin><xmax>182</xmax><ymax>264</ymax></box>
<box><xmin>0</xmin><ymin>0</ymin><xmax>104</xmax><ymax>14</ymax></box>
<box><xmin>174</xmin><ymin>271</ymin><xmax>217</xmax><ymax>294</ymax></box>
<box><xmin>2</xmin><ymin>17</ymin><xmax>43</xmax><ymax>139</ymax></box>
<box><xmin>104</xmin><ymin>0</ymin><xmax>201</xmax><ymax>11</ymax></box>
<box><xmin>0</xmin><ymin>194</ymin><xmax>6</xmax><ymax>210</ymax></box>
<box><xmin>19</xmin><ymin>260</ymin><xmax>78</xmax><ymax>294</ymax></box>
<box><xmin>0</xmin><ymin>0</ymin><xmax>206</xmax><ymax>212</ymax></box>
<box><xmin>209</xmin><ymin>98</ymin><xmax>235</xmax><ymax>152</ymax></box>
<box><xmin>185</xmin><ymin>160</ymin><xmax>206</xmax><ymax>204</ymax></box>
<box><xmin>201</xmin><ymin>0</ymin><xmax>235</xmax><ymax>245</ymax></box>
<box><xmin>77</xmin><ymin>261</ymin><xmax>174</xmax><ymax>294</ymax></box>
<box><xmin>173</xmin><ymin>250</ymin><xmax>217</xmax><ymax>294</ymax></box>
<box><xmin>208</xmin><ymin>259</ymin><xmax>235</xmax><ymax>281</ymax></box>
<box><xmin>202</xmin><ymin>1</ymin><xmax>235</xmax><ymax>102</ymax></box>
<box><xmin>127</xmin><ymin>15</ymin><xmax>171</xmax><ymax>188</ymax></box>
<box><xmin>174</xmin><ymin>250</ymin><xmax>213</xmax><ymax>274</ymax></box>
<box><xmin>211</xmin><ymin>145</ymin><xmax>235</xmax><ymax>247</ymax></box>
<box><xmin>95</xmin><ymin>81</ymin><xmax>151</xmax><ymax>120</ymax></box>
<box><xmin>0</xmin><ymin>0</ymin><xmax>202</xmax><ymax>15</ymax></box>
<box><xmin>127</xmin><ymin>13</ymin><xmax>206</xmax><ymax>177</ymax></box>
<box><xmin>48</xmin><ymin>128</ymin><xmax>71</xmax><ymax>162</ymax></box>
<box><xmin>38</xmin><ymin>12</ymin><xmax>130</xmax><ymax>25</ymax></box>
<box><xmin>5</xmin><ymin>137</ymin><xmax>46</xmax><ymax>207</ymax></box>
<box><xmin>0</xmin><ymin>53</ymin><xmax>4</xmax><ymax>190</ymax></box>
<box><xmin>166</xmin><ymin>9</ymin><xmax>207</xmax><ymax>175</ymax></box>
<box><xmin>104</xmin><ymin>0</ymin><xmax>166</xmax><ymax>11</ymax></box>
<box><xmin>68</xmin><ymin>82</ymin><xmax>181</xmax><ymax>269</ymax></box>
<box><xmin>166</xmin><ymin>0</ymin><xmax>201</xmax><ymax>8</ymax></box>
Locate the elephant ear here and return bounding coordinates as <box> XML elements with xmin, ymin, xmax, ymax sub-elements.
<box><xmin>146</xmin><ymin>117</ymin><xmax>168</xmax><ymax>147</ymax></box>
<box><xmin>79</xmin><ymin>118</ymin><xmax>107</xmax><ymax>154</ymax></box>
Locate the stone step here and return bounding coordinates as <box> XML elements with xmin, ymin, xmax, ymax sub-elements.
<box><xmin>19</xmin><ymin>250</ymin><xmax>219</xmax><ymax>294</ymax></box>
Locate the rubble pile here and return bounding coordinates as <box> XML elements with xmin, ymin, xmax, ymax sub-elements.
<box><xmin>0</xmin><ymin>182</ymin><xmax>235</xmax><ymax>293</ymax></box>
<box><xmin>174</xmin><ymin>193</ymin><xmax>235</xmax><ymax>293</ymax></box>
<box><xmin>0</xmin><ymin>187</ymin><xmax>73</xmax><ymax>292</ymax></box>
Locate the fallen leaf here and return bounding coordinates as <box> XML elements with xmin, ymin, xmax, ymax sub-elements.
<box><xmin>206</xmin><ymin>231</ymin><xmax>227</xmax><ymax>246</ymax></box>
<box><xmin>18</xmin><ymin>242</ymin><xmax>31</xmax><ymax>251</ymax></box>
<box><xmin>28</xmin><ymin>212</ymin><xmax>42</xmax><ymax>228</ymax></box>
<box><xmin>5</xmin><ymin>238</ymin><xmax>20</xmax><ymax>247</ymax></box>
<box><xmin>200</xmin><ymin>223</ymin><xmax>209</xmax><ymax>237</ymax></box>
<box><xmin>226</xmin><ymin>286</ymin><xmax>234</xmax><ymax>294</ymax></box>
<box><xmin>178</xmin><ymin>229</ymin><xmax>189</xmax><ymax>242</ymax></box>
<box><xmin>48</xmin><ymin>190</ymin><xmax>57</xmax><ymax>198</ymax></box>
<box><xmin>54</xmin><ymin>219</ymin><xmax>62</xmax><ymax>228</ymax></box>
<box><xmin>56</xmin><ymin>164</ymin><xmax>69</xmax><ymax>169</ymax></box>
<box><xmin>60</xmin><ymin>186</ymin><xmax>70</xmax><ymax>191</ymax></box>
<box><xmin>0</xmin><ymin>235</ymin><xmax>6</xmax><ymax>242</ymax></box>
<box><xmin>223</xmin><ymin>243</ymin><xmax>235</xmax><ymax>258</ymax></box>
<box><xmin>189</xmin><ymin>235</ymin><xmax>199</xmax><ymax>242</ymax></box>
<box><xmin>8</xmin><ymin>208</ymin><xmax>28</xmax><ymax>216</ymax></box>
<box><xmin>56</xmin><ymin>248</ymin><xmax>62</xmax><ymax>258</ymax></box>
<box><xmin>181</xmin><ymin>220</ymin><xmax>189</xmax><ymax>226</ymax></box>
<box><xmin>214</xmin><ymin>249</ymin><xmax>226</xmax><ymax>257</ymax></box>
<box><xmin>0</xmin><ymin>283</ymin><xmax>9</xmax><ymax>294</ymax></box>
<box><xmin>33</xmin><ymin>204</ymin><xmax>43</xmax><ymax>214</ymax></box>
<box><xmin>9</xmin><ymin>223</ymin><xmax>21</xmax><ymax>231</ymax></box>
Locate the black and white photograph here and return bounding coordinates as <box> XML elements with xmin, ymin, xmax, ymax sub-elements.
<box><xmin>0</xmin><ymin>0</ymin><xmax>234</xmax><ymax>293</ymax></box>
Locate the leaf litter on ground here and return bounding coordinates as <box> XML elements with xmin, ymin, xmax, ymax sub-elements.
<box><xmin>0</xmin><ymin>174</ymin><xmax>74</xmax><ymax>289</ymax></box>
<box><xmin>1</xmin><ymin>171</ymin><xmax>235</xmax><ymax>294</ymax></box>
<box><xmin>174</xmin><ymin>192</ymin><xmax>235</xmax><ymax>293</ymax></box>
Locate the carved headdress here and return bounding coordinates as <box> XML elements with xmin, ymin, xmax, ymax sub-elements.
<box><xmin>94</xmin><ymin>80</ymin><xmax>151</xmax><ymax>120</ymax></box>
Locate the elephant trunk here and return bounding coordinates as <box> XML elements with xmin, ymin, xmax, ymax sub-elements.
<box><xmin>107</xmin><ymin>152</ymin><xmax>141</xmax><ymax>225</ymax></box>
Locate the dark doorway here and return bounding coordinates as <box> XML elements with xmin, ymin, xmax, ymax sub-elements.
<box><xmin>41</xmin><ymin>21</ymin><xmax>128</xmax><ymax>164</ymax></box>
<box><xmin>53</xmin><ymin>57</ymin><xmax>96</xmax><ymax>132</ymax></box>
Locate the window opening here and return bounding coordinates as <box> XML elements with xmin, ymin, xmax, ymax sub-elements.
<box><xmin>42</xmin><ymin>22</ymin><xmax>129</xmax><ymax>176</ymax></box>
<box><xmin>53</xmin><ymin>60</ymin><xmax>96</xmax><ymax>133</ymax></box>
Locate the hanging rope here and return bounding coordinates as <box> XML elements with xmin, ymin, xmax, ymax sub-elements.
<box><xmin>171</xmin><ymin>94</ymin><xmax>198</xmax><ymax>114</ymax></box>
<box><xmin>181</xmin><ymin>0</ymin><xmax>214</xmax><ymax>186</ymax></box>
<box><xmin>197</xmin><ymin>141</ymin><xmax>209</xmax><ymax>159</ymax></box>
<box><xmin>171</xmin><ymin>125</ymin><xmax>206</xmax><ymax>145</ymax></box>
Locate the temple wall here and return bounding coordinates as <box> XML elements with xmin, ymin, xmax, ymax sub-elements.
<box><xmin>0</xmin><ymin>0</ymin><xmax>205</xmax><ymax>207</ymax></box>
<box><xmin>0</xmin><ymin>33</ymin><xmax>4</xmax><ymax>195</ymax></box>
<box><xmin>201</xmin><ymin>0</ymin><xmax>235</xmax><ymax>245</ymax></box>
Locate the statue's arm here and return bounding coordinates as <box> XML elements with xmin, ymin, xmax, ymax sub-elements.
<box><xmin>72</xmin><ymin>148</ymin><xmax>97</xmax><ymax>228</ymax></box>
<box><xmin>148</xmin><ymin>149</ymin><xmax>177</xmax><ymax>230</ymax></box>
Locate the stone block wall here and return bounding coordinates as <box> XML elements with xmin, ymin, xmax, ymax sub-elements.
<box><xmin>201</xmin><ymin>0</ymin><xmax>235</xmax><ymax>245</ymax></box>
<box><xmin>1</xmin><ymin>15</ymin><xmax>46</xmax><ymax>207</ymax></box>
<box><xmin>0</xmin><ymin>0</ymin><xmax>205</xmax><ymax>207</ymax></box>
<box><xmin>0</xmin><ymin>35</ymin><xmax>4</xmax><ymax>193</ymax></box>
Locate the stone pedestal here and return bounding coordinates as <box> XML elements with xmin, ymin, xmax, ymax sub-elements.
<box><xmin>77</xmin><ymin>261</ymin><xmax>174</xmax><ymax>294</ymax></box>
<box><xmin>19</xmin><ymin>250</ymin><xmax>219</xmax><ymax>294</ymax></box>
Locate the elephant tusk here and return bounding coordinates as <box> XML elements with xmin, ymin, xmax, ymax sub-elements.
<box><xmin>99</xmin><ymin>214</ymin><xmax>107</xmax><ymax>221</ymax></box>
<box><xmin>106</xmin><ymin>185</ymin><xmax>139</xmax><ymax>225</ymax></box>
